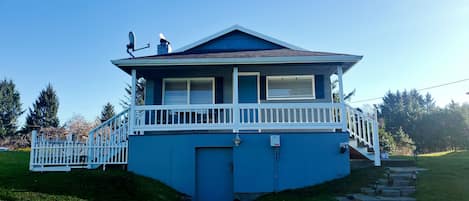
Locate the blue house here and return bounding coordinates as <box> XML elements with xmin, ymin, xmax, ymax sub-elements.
<box><xmin>29</xmin><ymin>25</ymin><xmax>380</xmax><ymax>201</ymax></box>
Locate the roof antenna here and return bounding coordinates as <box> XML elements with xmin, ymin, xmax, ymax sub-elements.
<box><xmin>126</xmin><ymin>31</ymin><xmax>150</xmax><ymax>58</ymax></box>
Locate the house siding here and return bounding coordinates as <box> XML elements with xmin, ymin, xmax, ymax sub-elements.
<box><xmin>185</xmin><ymin>30</ymin><xmax>285</xmax><ymax>54</ymax></box>
<box><xmin>128</xmin><ymin>132</ymin><xmax>350</xmax><ymax>199</ymax></box>
<box><xmin>141</xmin><ymin>64</ymin><xmax>335</xmax><ymax>105</ymax></box>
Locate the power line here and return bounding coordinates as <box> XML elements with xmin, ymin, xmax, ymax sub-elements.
<box><xmin>351</xmin><ymin>78</ymin><xmax>469</xmax><ymax>103</ymax></box>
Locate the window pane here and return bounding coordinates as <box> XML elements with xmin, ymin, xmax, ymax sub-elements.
<box><xmin>190</xmin><ymin>79</ymin><xmax>213</xmax><ymax>104</ymax></box>
<box><xmin>164</xmin><ymin>80</ymin><xmax>187</xmax><ymax>105</ymax></box>
<box><xmin>268</xmin><ymin>76</ymin><xmax>314</xmax><ymax>99</ymax></box>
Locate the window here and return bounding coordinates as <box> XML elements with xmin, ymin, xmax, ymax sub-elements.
<box><xmin>266</xmin><ymin>75</ymin><xmax>315</xmax><ymax>100</ymax></box>
<box><xmin>163</xmin><ymin>78</ymin><xmax>214</xmax><ymax>104</ymax></box>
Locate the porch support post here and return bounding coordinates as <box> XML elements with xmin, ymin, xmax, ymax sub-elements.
<box><xmin>337</xmin><ymin>66</ymin><xmax>347</xmax><ymax>131</ymax></box>
<box><xmin>232</xmin><ymin>67</ymin><xmax>239</xmax><ymax>133</ymax></box>
<box><xmin>29</xmin><ymin>130</ymin><xmax>37</xmax><ymax>171</ymax></box>
<box><xmin>373</xmin><ymin>109</ymin><xmax>381</xmax><ymax>166</ymax></box>
<box><xmin>130</xmin><ymin>69</ymin><xmax>137</xmax><ymax>135</ymax></box>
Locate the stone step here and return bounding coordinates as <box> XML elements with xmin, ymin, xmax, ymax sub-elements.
<box><xmin>387</xmin><ymin>173</ymin><xmax>416</xmax><ymax>180</ymax></box>
<box><xmin>361</xmin><ymin>187</ymin><xmax>376</xmax><ymax>195</ymax></box>
<box><xmin>371</xmin><ymin>185</ymin><xmax>416</xmax><ymax>191</ymax></box>
<box><xmin>337</xmin><ymin>193</ymin><xmax>416</xmax><ymax>201</ymax></box>
<box><xmin>387</xmin><ymin>167</ymin><xmax>426</xmax><ymax>174</ymax></box>
<box><xmin>377</xmin><ymin>179</ymin><xmax>413</xmax><ymax>187</ymax></box>
<box><xmin>361</xmin><ymin>187</ymin><xmax>413</xmax><ymax>197</ymax></box>
<box><xmin>381</xmin><ymin>159</ymin><xmax>416</xmax><ymax>167</ymax></box>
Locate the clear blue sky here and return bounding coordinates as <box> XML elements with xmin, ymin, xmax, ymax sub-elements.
<box><xmin>1</xmin><ymin>0</ymin><xmax>468</xmax><ymax>124</ymax></box>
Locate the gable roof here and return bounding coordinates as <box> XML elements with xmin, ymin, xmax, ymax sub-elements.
<box><xmin>112</xmin><ymin>25</ymin><xmax>363</xmax><ymax>73</ymax></box>
<box><xmin>174</xmin><ymin>25</ymin><xmax>306</xmax><ymax>53</ymax></box>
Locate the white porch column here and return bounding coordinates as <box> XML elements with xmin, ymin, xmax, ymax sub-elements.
<box><xmin>29</xmin><ymin>130</ymin><xmax>37</xmax><ymax>171</ymax></box>
<box><xmin>373</xmin><ymin>109</ymin><xmax>382</xmax><ymax>166</ymax></box>
<box><xmin>232</xmin><ymin>67</ymin><xmax>239</xmax><ymax>133</ymax></box>
<box><xmin>337</xmin><ymin>66</ymin><xmax>347</xmax><ymax>131</ymax></box>
<box><xmin>130</xmin><ymin>69</ymin><xmax>137</xmax><ymax>135</ymax></box>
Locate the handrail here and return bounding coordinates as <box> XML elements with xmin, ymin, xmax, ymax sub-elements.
<box><xmin>345</xmin><ymin>104</ymin><xmax>381</xmax><ymax>165</ymax></box>
<box><xmin>134</xmin><ymin>103</ymin><xmax>343</xmax><ymax>131</ymax></box>
<box><xmin>89</xmin><ymin>108</ymin><xmax>130</xmax><ymax>134</ymax></box>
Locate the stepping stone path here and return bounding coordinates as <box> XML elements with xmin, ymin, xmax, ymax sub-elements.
<box><xmin>336</xmin><ymin>167</ymin><xmax>427</xmax><ymax>201</ymax></box>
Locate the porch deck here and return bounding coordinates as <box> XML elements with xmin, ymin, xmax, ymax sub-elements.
<box><xmin>29</xmin><ymin>102</ymin><xmax>380</xmax><ymax>172</ymax></box>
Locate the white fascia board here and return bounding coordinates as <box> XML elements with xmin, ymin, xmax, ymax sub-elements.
<box><xmin>174</xmin><ymin>25</ymin><xmax>307</xmax><ymax>53</ymax></box>
<box><xmin>111</xmin><ymin>55</ymin><xmax>363</xmax><ymax>67</ymax></box>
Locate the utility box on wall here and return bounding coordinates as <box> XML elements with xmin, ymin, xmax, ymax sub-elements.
<box><xmin>270</xmin><ymin>135</ymin><xmax>280</xmax><ymax>147</ymax></box>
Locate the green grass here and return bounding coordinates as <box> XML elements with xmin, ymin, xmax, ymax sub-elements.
<box><xmin>415</xmin><ymin>151</ymin><xmax>469</xmax><ymax>201</ymax></box>
<box><xmin>0</xmin><ymin>151</ymin><xmax>182</xmax><ymax>201</ymax></box>
<box><xmin>256</xmin><ymin>167</ymin><xmax>385</xmax><ymax>201</ymax></box>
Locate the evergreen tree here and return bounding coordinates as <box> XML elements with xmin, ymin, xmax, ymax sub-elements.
<box><xmin>100</xmin><ymin>102</ymin><xmax>116</xmax><ymax>122</ymax></box>
<box><xmin>331</xmin><ymin>79</ymin><xmax>356</xmax><ymax>102</ymax></box>
<box><xmin>423</xmin><ymin>93</ymin><xmax>436</xmax><ymax>112</ymax></box>
<box><xmin>121</xmin><ymin>78</ymin><xmax>145</xmax><ymax>107</ymax></box>
<box><xmin>24</xmin><ymin>84</ymin><xmax>59</xmax><ymax>132</ymax></box>
<box><xmin>0</xmin><ymin>79</ymin><xmax>23</xmax><ymax>136</ymax></box>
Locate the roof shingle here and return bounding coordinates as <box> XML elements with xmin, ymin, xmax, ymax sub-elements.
<box><xmin>126</xmin><ymin>49</ymin><xmax>357</xmax><ymax>60</ymax></box>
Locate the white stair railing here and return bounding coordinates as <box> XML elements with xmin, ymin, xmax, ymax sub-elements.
<box><xmin>87</xmin><ymin>108</ymin><xmax>130</xmax><ymax>169</ymax></box>
<box><xmin>29</xmin><ymin>109</ymin><xmax>130</xmax><ymax>171</ymax></box>
<box><xmin>345</xmin><ymin>105</ymin><xmax>381</xmax><ymax>166</ymax></box>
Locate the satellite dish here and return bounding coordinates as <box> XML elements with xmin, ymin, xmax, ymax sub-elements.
<box><xmin>126</xmin><ymin>31</ymin><xmax>150</xmax><ymax>58</ymax></box>
<box><xmin>127</xmin><ymin>32</ymin><xmax>135</xmax><ymax>51</ymax></box>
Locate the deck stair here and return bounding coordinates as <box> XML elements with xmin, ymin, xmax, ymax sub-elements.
<box><xmin>29</xmin><ymin>109</ymin><xmax>130</xmax><ymax>172</ymax></box>
<box><xmin>345</xmin><ymin>105</ymin><xmax>381</xmax><ymax>166</ymax></box>
<box><xmin>336</xmin><ymin>167</ymin><xmax>426</xmax><ymax>201</ymax></box>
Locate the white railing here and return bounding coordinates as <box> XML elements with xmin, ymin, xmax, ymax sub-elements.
<box><xmin>238</xmin><ymin>103</ymin><xmax>342</xmax><ymax>130</ymax></box>
<box><xmin>346</xmin><ymin>105</ymin><xmax>381</xmax><ymax>166</ymax></box>
<box><xmin>134</xmin><ymin>104</ymin><xmax>234</xmax><ymax>131</ymax></box>
<box><xmin>29</xmin><ymin>134</ymin><xmax>88</xmax><ymax>168</ymax></box>
<box><xmin>29</xmin><ymin>109</ymin><xmax>130</xmax><ymax>171</ymax></box>
<box><xmin>345</xmin><ymin>105</ymin><xmax>375</xmax><ymax>147</ymax></box>
<box><xmin>87</xmin><ymin>108</ymin><xmax>129</xmax><ymax>167</ymax></box>
<box><xmin>134</xmin><ymin>103</ymin><xmax>343</xmax><ymax>131</ymax></box>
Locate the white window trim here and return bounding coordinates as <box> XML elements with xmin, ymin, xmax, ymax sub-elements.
<box><xmin>266</xmin><ymin>75</ymin><xmax>316</xmax><ymax>100</ymax></box>
<box><xmin>162</xmin><ymin>77</ymin><xmax>215</xmax><ymax>105</ymax></box>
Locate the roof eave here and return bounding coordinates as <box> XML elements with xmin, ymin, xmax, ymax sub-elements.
<box><xmin>111</xmin><ymin>55</ymin><xmax>363</xmax><ymax>67</ymax></box>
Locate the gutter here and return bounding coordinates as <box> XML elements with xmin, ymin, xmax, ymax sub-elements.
<box><xmin>111</xmin><ymin>55</ymin><xmax>363</xmax><ymax>67</ymax></box>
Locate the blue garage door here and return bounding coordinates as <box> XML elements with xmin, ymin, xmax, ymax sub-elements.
<box><xmin>196</xmin><ymin>148</ymin><xmax>234</xmax><ymax>201</ymax></box>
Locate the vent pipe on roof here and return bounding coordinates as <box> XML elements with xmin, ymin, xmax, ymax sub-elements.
<box><xmin>158</xmin><ymin>33</ymin><xmax>172</xmax><ymax>55</ymax></box>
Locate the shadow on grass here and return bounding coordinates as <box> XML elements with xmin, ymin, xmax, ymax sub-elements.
<box><xmin>0</xmin><ymin>151</ymin><xmax>182</xmax><ymax>201</ymax></box>
<box><xmin>256</xmin><ymin>166</ymin><xmax>385</xmax><ymax>201</ymax></box>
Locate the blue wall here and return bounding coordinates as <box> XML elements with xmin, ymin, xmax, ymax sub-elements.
<box><xmin>185</xmin><ymin>30</ymin><xmax>285</xmax><ymax>54</ymax></box>
<box><xmin>128</xmin><ymin>132</ymin><xmax>350</xmax><ymax>197</ymax></box>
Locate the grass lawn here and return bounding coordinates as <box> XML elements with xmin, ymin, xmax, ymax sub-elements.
<box><xmin>257</xmin><ymin>166</ymin><xmax>385</xmax><ymax>201</ymax></box>
<box><xmin>415</xmin><ymin>151</ymin><xmax>469</xmax><ymax>201</ymax></box>
<box><xmin>0</xmin><ymin>151</ymin><xmax>182</xmax><ymax>201</ymax></box>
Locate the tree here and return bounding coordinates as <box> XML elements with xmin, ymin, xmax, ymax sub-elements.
<box><xmin>331</xmin><ymin>79</ymin><xmax>356</xmax><ymax>103</ymax></box>
<box><xmin>65</xmin><ymin>114</ymin><xmax>97</xmax><ymax>141</ymax></box>
<box><xmin>379</xmin><ymin>89</ymin><xmax>427</xmax><ymax>135</ymax></box>
<box><xmin>24</xmin><ymin>84</ymin><xmax>59</xmax><ymax>132</ymax></box>
<box><xmin>423</xmin><ymin>92</ymin><xmax>436</xmax><ymax>112</ymax></box>
<box><xmin>0</xmin><ymin>79</ymin><xmax>23</xmax><ymax>136</ymax></box>
<box><xmin>100</xmin><ymin>102</ymin><xmax>116</xmax><ymax>123</ymax></box>
<box><xmin>121</xmin><ymin>78</ymin><xmax>145</xmax><ymax>107</ymax></box>
<box><xmin>379</xmin><ymin>128</ymin><xmax>396</xmax><ymax>153</ymax></box>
